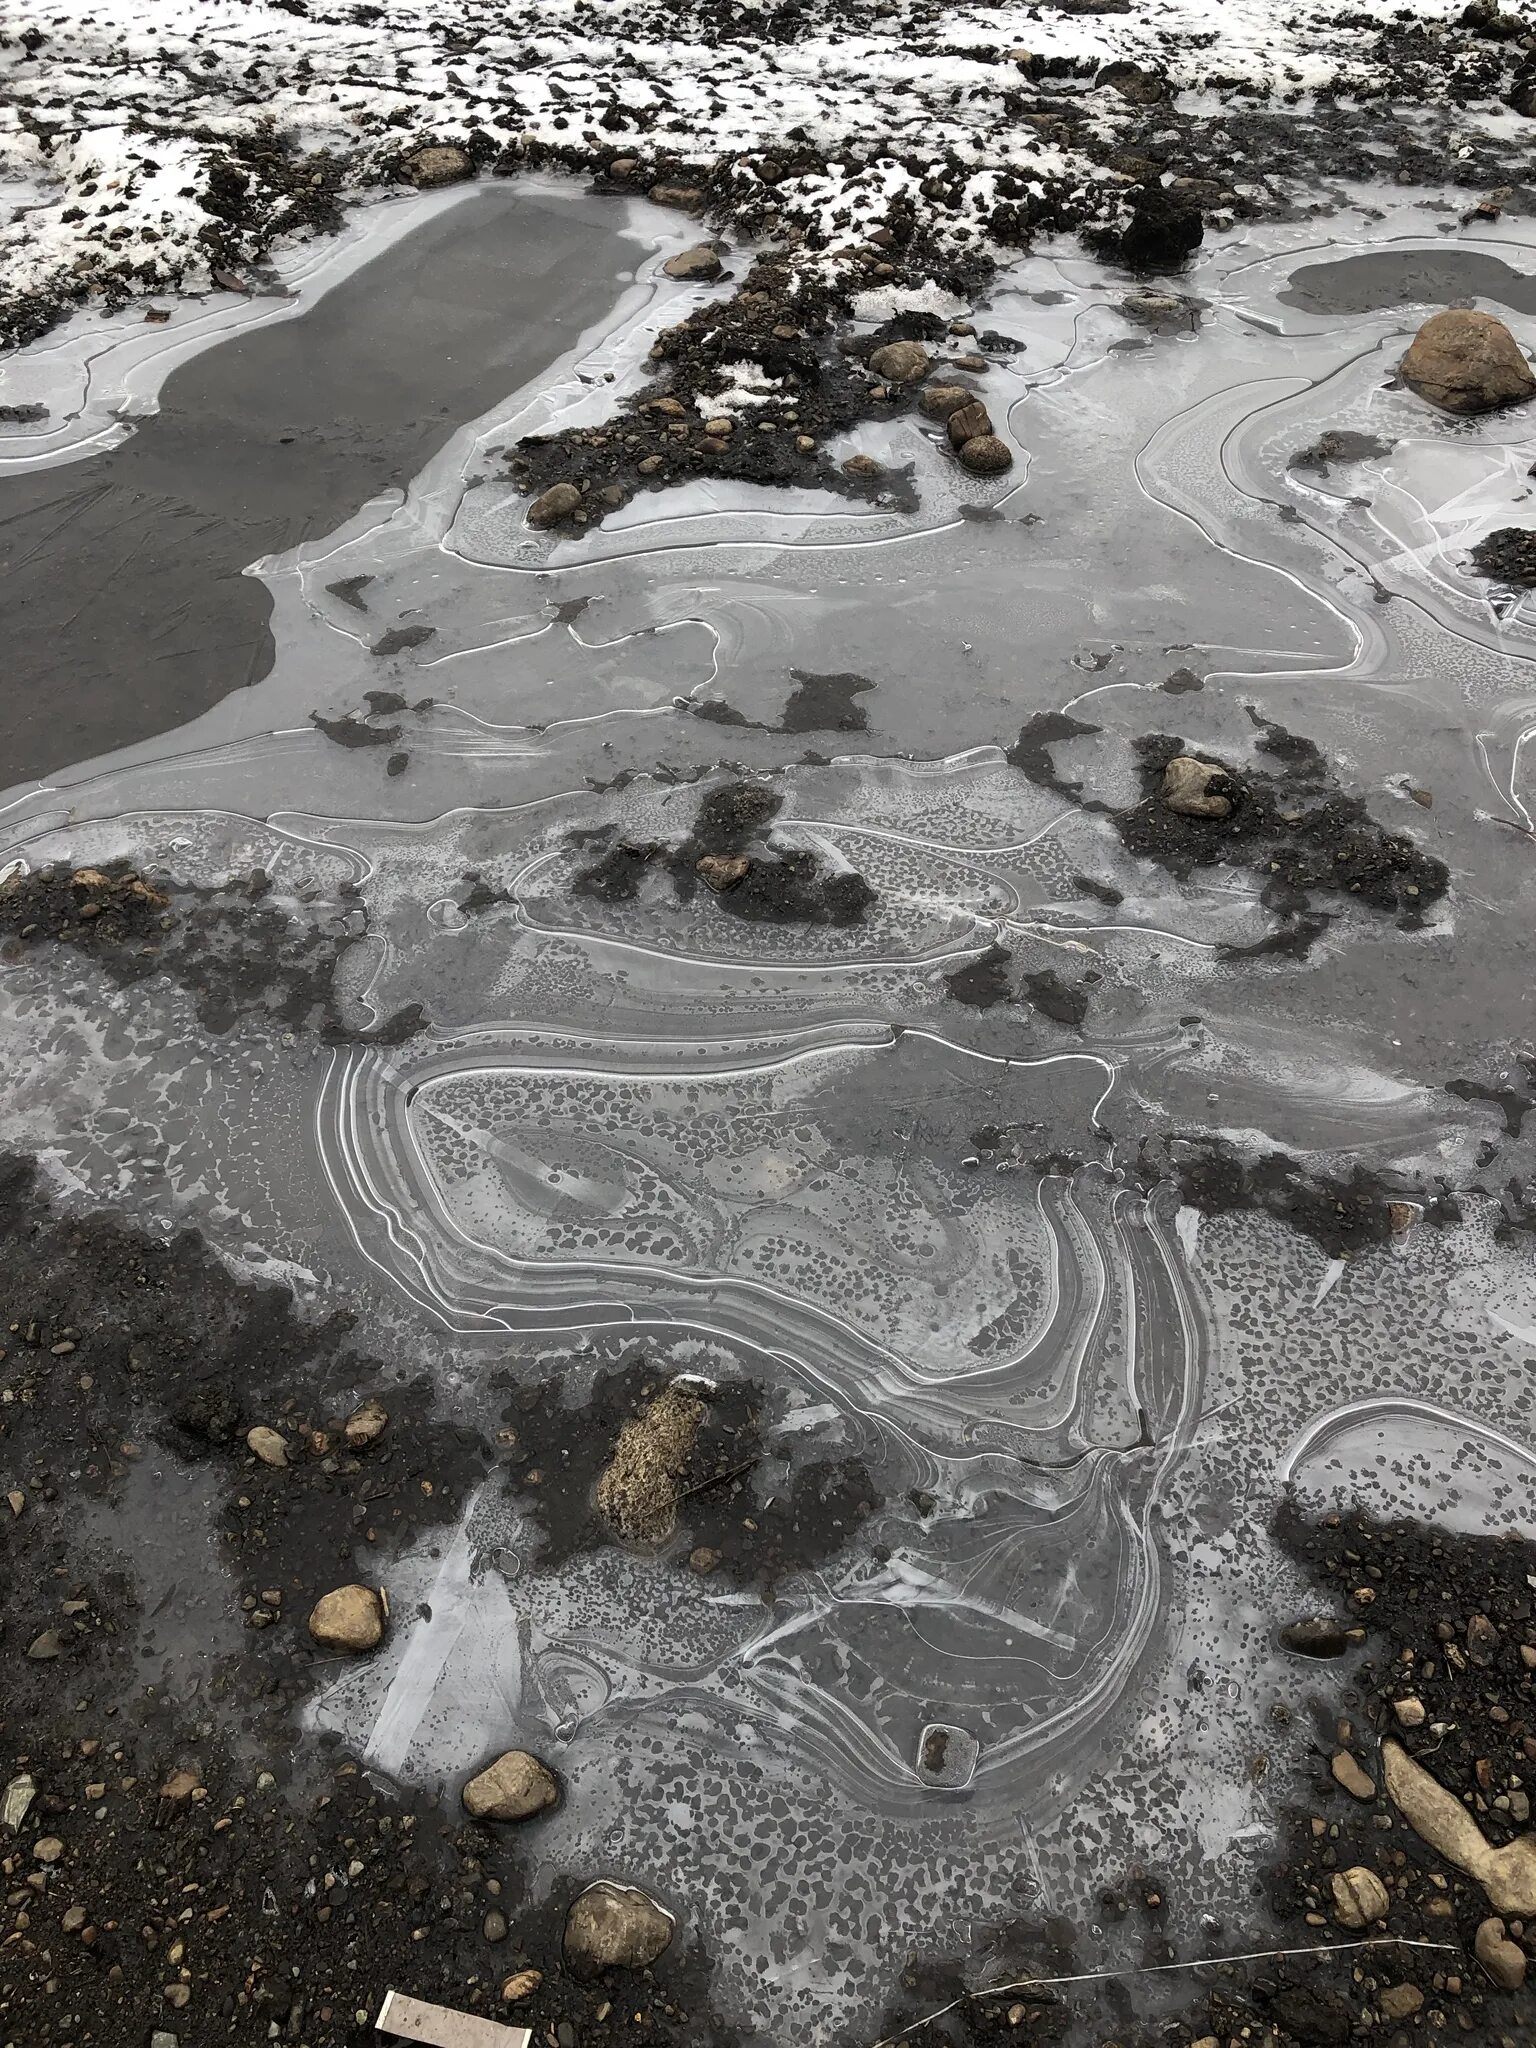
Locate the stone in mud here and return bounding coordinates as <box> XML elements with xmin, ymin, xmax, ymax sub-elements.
<box><xmin>528</xmin><ymin>482</ymin><xmax>582</xmax><ymax>529</ymax></box>
<box><xmin>649</xmin><ymin>184</ymin><xmax>705</xmax><ymax>209</ymax></box>
<box><xmin>663</xmin><ymin>243</ymin><xmax>724</xmax><ymax>281</ymax></box>
<box><xmin>1281</xmin><ymin>1615</ymin><xmax>1351</xmax><ymax>1656</ymax></box>
<box><xmin>1470</xmin><ymin>526</ymin><xmax>1536</xmax><ymax>585</ymax></box>
<box><xmin>1400</xmin><ymin>308</ymin><xmax>1535</xmax><ymax>414</ymax></box>
<box><xmin>1161</xmin><ymin>756</ymin><xmax>1235</xmax><ymax>818</ymax></box>
<box><xmin>563</xmin><ymin>1882</ymin><xmax>674</xmax><ymax>1976</ymax></box>
<box><xmin>342</xmin><ymin>1397</ymin><xmax>388</xmax><ymax>1447</ymax></box>
<box><xmin>919</xmin><ymin>383</ymin><xmax>974</xmax><ymax>420</ymax></box>
<box><xmin>696</xmin><ymin>853</ymin><xmax>750</xmax><ymax>892</ymax></box>
<box><xmin>868</xmin><ymin>340</ymin><xmax>931</xmax><ymax>383</ymax></box>
<box><xmin>461</xmin><ymin>1750</ymin><xmax>560</xmax><ymax>1822</ymax></box>
<box><xmin>1381</xmin><ymin>1738</ymin><xmax>1536</xmax><ymax>1914</ymax></box>
<box><xmin>1475</xmin><ymin>1916</ymin><xmax>1527</xmax><ymax>1990</ymax></box>
<box><xmin>1099</xmin><ymin>183</ymin><xmax>1204</xmax><ymax>272</ymax></box>
<box><xmin>307</xmin><ymin>1584</ymin><xmax>385</xmax><ymax>1653</ymax></box>
<box><xmin>947</xmin><ymin>400</ymin><xmax>993</xmax><ymax>448</ymax></box>
<box><xmin>1331</xmin><ymin>1750</ymin><xmax>1376</xmax><ymax>1801</ymax></box>
<box><xmin>1331</xmin><ymin>1865</ymin><xmax>1389</xmax><ymax>1929</ymax></box>
<box><xmin>244</xmin><ymin>1424</ymin><xmax>288</xmax><ymax>1468</ymax></box>
<box><xmin>405</xmin><ymin>146</ymin><xmax>472</xmax><ymax>190</ymax></box>
<box><xmin>595</xmin><ymin>1384</ymin><xmax>705</xmax><ymax>1542</ymax></box>
<box><xmin>841</xmin><ymin>454</ymin><xmax>884</xmax><ymax>480</ymax></box>
<box><xmin>501</xmin><ymin>1969</ymin><xmax>543</xmax><ymax>2001</ymax></box>
<box><xmin>957</xmin><ymin>434</ymin><xmax>1013</xmax><ymax>475</ymax></box>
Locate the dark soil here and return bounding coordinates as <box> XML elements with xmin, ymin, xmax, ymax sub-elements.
<box><xmin>0</xmin><ymin>1153</ymin><xmax>756</xmax><ymax>2046</ymax></box>
<box><xmin>1470</xmin><ymin>527</ymin><xmax>1536</xmax><ymax>586</ymax></box>
<box><xmin>505</xmin><ymin>266</ymin><xmax>950</xmax><ymax>533</ymax></box>
<box><xmin>944</xmin><ymin>944</ymin><xmax>1014</xmax><ymax>1010</ymax></box>
<box><xmin>692</xmin><ymin>668</ymin><xmax>877</xmax><ymax>735</ymax></box>
<box><xmin>1148</xmin><ymin>1133</ymin><xmax>1460</xmax><ymax>1259</ymax></box>
<box><xmin>572</xmin><ymin>779</ymin><xmax>876</xmax><ymax>928</ymax></box>
<box><xmin>489</xmin><ymin>1355</ymin><xmax>879</xmax><ymax>1596</ymax></box>
<box><xmin>0</xmin><ymin>858</ymin><xmax>423</xmax><ymax>1044</ymax></box>
<box><xmin>869</xmin><ymin>1502</ymin><xmax>1536</xmax><ymax>2048</ymax></box>
<box><xmin>942</xmin><ymin>948</ymin><xmax>1090</xmax><ymax>1029</ymax></box>
<box><xmin>1290</xmin><ymin>430</ymin><xmax>1398</xmax><ymax>475</ymax></box>
<box><xmin>1010</xmin><ymin>717</ymin><xmax>1448</xmax><ymax>934</ymax></box>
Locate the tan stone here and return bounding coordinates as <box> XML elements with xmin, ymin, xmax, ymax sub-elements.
<box><xmin>462</xmin><ymin>1751</ymin><xmax>560</xmax><ymax>1823</ymax></box>
<box><xmin>245</xmin><ymin>1425</ymin><xmax>288</xmax><ymax>1468</ymax></box>
<box><xmin>343</xmin><ymin>1398</ymin><xmax>388</xmax><ymax>1447</ymax></box>
<box><xmin>696</xmin><ymin>854</ymin><xmax>749</xmax><ymax>892</ymax></box>
<box><xmin>662</xmin><ymin>243</ymin><xmax>723</xmax><ymax>281</ymax></box>
<box><xmin>406</xmin><ymin>146</ymin><xmax>472</xmax><ymax>190</ymax></box>
<box><xmin>1400</xmin><ymin>308</ymin><xmax>1535</xmax><ymax>414</ymax></box>
<box><xmin>501</xmin><ymin>1969</ymin><xmax>544</xmax><ymax>2001</ymax></box>
<box><xmin>919</xmin><ymin>383</ymin><xmax>974</xmax><ymax>420</ymax></box>
<box><xmin>1378</xmin><ymin>1983</ymin><xmax>1424</xmax><ymax>2021</ymax></box>
<box><xmin>307</xmin><ymin>1584</ymin><xmax>385</xmax><ymax>1653</ymax></box>
<box><xmin>1332</xmin><ymin>1865</ymin><xmax>1389</xmax><ymax>1929</ymax></box>
<box><xmin>946</xmin><ymin>399</ymin><xmax>993</xmax><ymax>447</ymax></box>
<box><xmin>1383</xmin><ymin>1738</ymin><xmax>1536</xmax><ymax>1915</ymax></box>
<box><xmin>1162</xmin><ymin>756</ymin><xmax>1235</xmax><ymax>819</ymax></box>
<box><xmin>1331</xmin><ymin>1750</ymin><xmax>1377</xmax><ymax>1801</ymax></box>
<box><xmin>1475</xmin><ymin>1915</ymin><xmax>1527</xmax><ymax>1989</ymax></box>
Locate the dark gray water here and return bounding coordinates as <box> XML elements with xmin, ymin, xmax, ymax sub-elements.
<box><xmin>0</xmin><ymin>186</ymin><xmax>627</xmax><ymax>782</ymax></box>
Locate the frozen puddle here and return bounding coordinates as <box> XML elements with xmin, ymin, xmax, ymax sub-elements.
<box><xmin>3</xmin><ymin>183</ymin><xmax>1536</xmax><ymax>2039</ymax></box>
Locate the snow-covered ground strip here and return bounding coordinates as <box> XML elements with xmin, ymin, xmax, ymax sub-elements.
<box><xmin>0</xmin><ymin>0</ymin><xmax>1529</xmax><ymax>342</ymax></box>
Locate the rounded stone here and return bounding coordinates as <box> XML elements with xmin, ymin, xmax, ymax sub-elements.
<box><xmin>563</xmin><ymin>1881</ymin><xmax>674</xmax><ymax>1976</ymax></box>
<box><xmin>406</xmin><ymin>146</ymin><xmax>472</xmax><ymax>190</ymax></box>
<box><xmin>461</xmin><ymin>1751</ymin><xmax>560</xmax><ymax>1823</ymax></box>
<box><xmin>1331</xmin><ymin>1865</ymin><xmax>1389</xmax><ymax>1929</ymax></box>
<box><xmin>1400</xmin><ymin>308</ymin><xmax>1536</xmax><ymax>414</ymax></box>
<box><xmin>245</xmin><ymin>1425</ymin><xmax>288</xmax><ymax>1468</ymax></box>
<box><xmin>956</xmin><ymin>434</ymin><xmax>1013</xmax><ymax>475</ymax></box>
<box><xmin>662</xmin><ymin>243</ymin><xmax>723</xmax><ymax>282</ymax></box>
<box><xmin>868</xmin><ymin>340</ymin><xmax>932</xmax><ymax>384</ymax></box>
<box><xmin>528</xmin><ymin>482</ymin><xmax>583</xmax><ymax>529</ymax></box>
<box><xmin>307</xmin><ymin>1585</ymin><xmax>385</xmax><ymax>1653</ymax></box>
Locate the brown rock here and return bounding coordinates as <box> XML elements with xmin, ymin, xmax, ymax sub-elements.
<box><xmin>919</xmin><ymin>383</ymin><xmax>975</xmax><ymax>420</ymax></box>
<box><xmin>1400</xmin><ymin>308</ymin><xmax>1535</xmax><ymax>414</ymax></box>
<box><xmin>663</xmin><ymin>243</ymin><xmax>724</xmax><ymax>281</ymax></box>
<box><xmin>1161</xmin><ymin>756</ymin><xmax>1235</xmax><ymax>818</ymax></box>
<box><xmin>462</xmin><ymin>1751</ymin><xmax>559</xmax><ymax>1822</ymax></box>
<box><xmin>528</xmin><ymin>482</ymin><xmax>582</xmax><ymax>529</ymax></box>
<box><xmin>607</xmin><ymin>158</ymin><xmax>638</xmax><ymax>180</ymax></box>
<box><xmin>595</xmin><ymin>1385</ymin><xmax>705</xmax><ymax>1542</ymax></box>
<box><xmin>563</xmin><ymin>1882</ymin><xmax>674</xmax><ymax>1975</ymax></box>
<box><xmin>1475</xmin><ymin>1915</ymin><xmax>1527</xmax><ymax>1989</ymax></box>
<box><xmin>1332</xmin><ymin>1865</ymin><xmax>1389</xmax><ymax>1929</ymax></box>
<box><xmin>702</xmin><ymin>416</ymin><xmax>735</xmax><ymax>437</ymax></box>
<box><xmin>1393</xmin><ymin>1696</ymin><xmax>1426</xmax><ymax>1729</ymax></box>
<box><xmin>946</xmin><ymin>400</ymin><xmax>993</xmax><ymax>447</ymax></box>
<box><xmin>343</xmin><ymin>1398</ymin><xmax>388</xmax><ymax>1447</ymax></box>
<box><xmin>637</xmin><ymin>455</ymin><xmax>666</xmax><ymax>475</ymax></box>
<box><xmin>957</xmin><ymin>434</ymin><xmax>1013</xmax><ymax>475</ymax></box>
<box><xmin>649</xmin><ymin>184</ymin><xmax>705</xmax><ymax>209</ymax></box>
<box><xmin>307</xmin><ymin>1584</ymin><xmax>385</xmax><ymax>1653</ymax></box>
<box><xmin>406</xmin><ymin>146</ymin><xmax>472</xmax><ymax>190</ymax></box>
<box><xmin>245</xmin><ymin>1425</ymin><xmax>288</xmax><ymax>1468</ymax></box>
<box><xmin>501</xmin><ymin>1969</ymin><xmax>543</xmax><ymax>2001</ymax></box>
<box><xmin>696</xmin><ymin>854</ymin><xmax>749</xmax><ymax>892</ymax></box>
<box><xmin>841</xmin><ymin>454</ymin><xmax>884</xmax><ymax>480</ymax></box>
<box><xmin>1378</xmin><ymin>1984</ymin><xmax>1424</xmax><ymax>2021</ymax></box>
<box><xmin>868</xmin><ymin>341</ymin><xmax>932</xmax><ymax>383</ymax></box>
<box><xmin>1331</xmin><ymin>1750</ymin><xmax>1377</xmax><ymax>1801</ymax></box>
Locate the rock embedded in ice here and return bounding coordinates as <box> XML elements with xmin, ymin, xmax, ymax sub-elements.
<box><xmin>405</xmin><ymin>146</ymin><xmax>473</xmax><ymax>190</ymax></box>
<box><xmin>307</xmin><ymin>1584</ymin><xmax>386</xmax><ymax>1653</ymax></box>
<box><xmin>696</xmin><ymin>854</ymin><xmax>750</xmax><ymax>892</ymax></box>
<box><xmin>527</xmin><ymin>482</ymin><xmax>583</xmax><ymax>529</ymax></box>
<box><xmin>919</xmin><ymin>383</ymin><xmax>974</xmax><ymax>420</ymax></box>
<box><xmin>1399</xmin><ymin>308</ymin><xmax>1536</xmax><ymax>414</ymax></box>
<box><xmin>1161</xmin><ymin>756</ymin><xmax>1235</xmax><ymax>819</ymax></box>
<box><xmin>946</xmin><ymin>399</ymin><xmax>992</xmax><ymax>447</ymax></box>
<box><xmin>868</xmin><ymin>340</ymin><xmax>932</xmax><ymax>383</ymax></box>
<box><xmin>663</xmin><ymin>243</ymin><xmax>724</xmax><ymax>281</ymax></box>
<box><xmin>957</xmin><ymin>434</ymin><xmax>1013</xmax><ymax>475</ymax></box>
<box><xmin>462</xmin><ymin>1750</ymin><xmax>560</xmax><ymax>1822</ymax></box>
<box><xmin>563</xmin><ymin>1882</ymin><xmax>674</xmax><ymax>1975</ymax></box>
